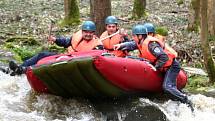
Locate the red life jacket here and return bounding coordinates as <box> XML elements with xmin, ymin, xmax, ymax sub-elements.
<box><xmin>67</xmin><ymin>30</ymin><xmax>101</xmax><ymax>53</ymax></box>
<box><xmin>137</xmin><ymin>36</ymin><xmax>177</xmax><ymax>68</ymax></box>
<box><xmin>100</xmin><ymin>31</ymin><xmax>127</xmax><ymax>57</ymax></box>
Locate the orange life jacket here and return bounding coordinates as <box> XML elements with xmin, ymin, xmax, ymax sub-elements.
<box><xmin>67</xmin><ymin>30</ymin><xmax>101</xmax><ymax>53</ymax></box>
<box><xmin>153</xmin><ymin>34</ymin><xmax>178</xmax><ymax>57</ymax></box>
<box><xmin>100</xmin><ymin>31</ymin><xmax>127</xmax><ymax>57</ymax></box>
<box><xmin>137</xmin><ymin>36</ymin><xmax>177</xmax><ymax>68</ymax></box>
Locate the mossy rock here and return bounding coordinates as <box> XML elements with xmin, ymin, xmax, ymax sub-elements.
<box><xmin>6</xmin><ymin>36</ymin><xmax>40</xmax><ymax>46</ymax></box>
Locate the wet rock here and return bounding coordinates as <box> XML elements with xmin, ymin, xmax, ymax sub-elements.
<box><xmin>124</xmin><ymin>106</ymin><xmax>168</xmax><ymax>121</ymax></box>
<box><xmin>205</xmin><ymin>89</ymin><xmax>215</xmax><ymax>98</ymax></box>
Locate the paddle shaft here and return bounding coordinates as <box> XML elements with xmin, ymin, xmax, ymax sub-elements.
<box><xmin>48</xmin><ymin>20</ymin><xmax>54</xmax><ymax>45</ymax></box>
<box><xmin>99</xmin><ymin>30</ymin><xmax>120</xmax><ymax>42</ymax></box>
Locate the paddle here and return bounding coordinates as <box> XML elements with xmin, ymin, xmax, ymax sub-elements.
<box><xmin>99</xmin><ymin>30</ymin><xmax>120</xmax><ymax>42</ymax></box>
<box><xmin>48</xmin><ymin>19</ymin><xmax>55</xmax><ymax>43</ymax></box>
<box><xmin>44</xmin><ymin>19</ymin><xmax>55</xmax><ymax>49</ymax></box>
<box><xmin>182</xmin><ymin>66</ymin><xmax>207</xmax><ymax>76</ymax></box>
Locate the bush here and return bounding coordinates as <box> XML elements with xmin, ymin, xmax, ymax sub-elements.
<box><xmin>177</xmin><ymin>0</ymin><xmax>184</xmax><ymax>5</ymax></box>
<box><xmin>156</xmin><ymin>26</ymin><xmax>168</xmax><ymax>36</ymax></box>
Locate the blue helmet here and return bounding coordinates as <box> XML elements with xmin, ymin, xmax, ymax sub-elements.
<box><xmin>132</xmin><ymin>24</ymin><xmax>147</xmax><ymax>35</ymax></box>
<box><xmin>82</xmin><ymin>21</ymin><xmax>96</xmax><ymax>31</ymax></box>
<box><xmin>143</xmin><ymin>23</ymin><xmax>155</xmax><ymax>33</ymax></box>
<box><xmin>105</xmin><ymin>16</ymin><xmax>118</xmax><ymax>24</ymax></box>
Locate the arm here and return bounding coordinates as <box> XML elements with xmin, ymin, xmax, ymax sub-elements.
<box><xmin>122</xmin><ymin>36</ymin><xmax>131</xmax><ymax>43</ymax></box>
<box><xmin>93</xmin><ymin>45</ymin><xmax>104</xmax><ymax>50</ymax></box>
<box><xmin>148</xmin><ymin>42</ymin><xmax>169</xmax><ymax>69</ymax></box>
<box><xmin>55</xmin><ymin>36</ymin><xmax>72</xmax><ymax>48</ymax></box>
<box><xmin>117</xmin><ymin>41</ymin><xmax>138</xmax><ymax>51</ymax></box>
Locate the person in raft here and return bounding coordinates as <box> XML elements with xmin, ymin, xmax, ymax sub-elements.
<box><xmin>143</xmin><ymin>22</ymin><xmax>166</xmax><ymax>42</ymax></box>
<box><xmin>113</xmin><ymin>24</ymin><xmax>194</xmax><ymax>111</ymax></box>
<box><xmin>100</xmin><ymin>16</ymin><xmax>130</xmax><ymax>57</ymax></box>
<box><xmin>8</xmin><ymin>21</ymin><xmax>104</xmax><ymax>76</ymax></box>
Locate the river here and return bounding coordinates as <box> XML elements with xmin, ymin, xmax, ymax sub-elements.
<box><xmin>0</xmin><ymin>71</ymin><xmax>215</xmax><ymax>121</ymax></box>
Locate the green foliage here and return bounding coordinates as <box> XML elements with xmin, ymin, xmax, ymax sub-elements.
<box><xmin>12</xmin><ymin>47</ymin><xmax>37</xmax><ymax>61</ymax></box>
<box><xmin>208</xmin><ymin>35</ymin><xmax>215</xmax><ymax>42</ymax></box>
<box><xmin>3</xmin><ymin>36</ymin><xmax>45</xmax><ymax>61</ymax></box>
<box><xmin>177</xmin><ymin>0</ymin><xmax>184</xmax><ymax>5</ymax></box>
<box><xmin>185</xmin><ymin>75</ymin><xmax>210</xmax><ymax>93</ymax></box>
<box><xmin>5</xmin><ymin>44</ymin><xmax>40</xmax><ymax>62</ymax></box>
<box><xmin>156</xmin><ymin>26</ymin><xmax>168</xmax><ymax>36</ymax></box>
<box><xmin>187</xmin><ymin>75</ymin><xmax>209</xmax><ymax>88</ymax></box>
<box><xmin>4</xmin><ymin>42</ymin><xmax>66</xmax><ymax>62</ymax></box>
<box><xmin>5</xmin><ymin>42</ymin><xmax>42</xmax><ymax>61</ymax></box>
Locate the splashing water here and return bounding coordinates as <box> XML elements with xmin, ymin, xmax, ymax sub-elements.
<box><xmin>139</xmin><ymin>95</ymin><xmax>215</xmax><ymax>121</ymax></box>
<box><xmin>0</xmin><ymin>71</ymin><xmax>215</xmax><ymax>121</ymax></box>
<box><xmin>0</xmin><ymin>71</ymin><xmax>102</xmax><ymax>121</ymax></box>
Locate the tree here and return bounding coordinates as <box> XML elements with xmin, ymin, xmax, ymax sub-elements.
<box><xmin>200</xmin><ymin>0</ymin><xmax>215</xmax><ymax>84</ymax></box>
<box><xmin>188</xmin><ymin>0</ymin><xmax>200</xmax><ymax>31</ymax></box>
<box><xmin>90</xmin><ymin>0</ymin><xmax>111</xmax><ymax>36</ymax></box>
<box><xmin>132</xmin><ymin>0</ymin><xmax>146</xmax><ymax>19</ymax></box>
<box><xmin>208</xmin><ymin>0</ymin><xmax>215</xmax><ymax>35</ymax></box>
<box><xmin>62</xmin><ymin>0</ymin><xmax>80</xmax><ymax>26</ymax></box>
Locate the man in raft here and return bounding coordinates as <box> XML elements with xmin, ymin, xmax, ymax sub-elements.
<box><xmin>100</xmin><ymin>16</ymin><xmax>130</xmax><ymax>57</ymax></box>
<box><xmin>8</xmin><ymin>21</ymin><xmax>103</xmax><ymax>76</ymax></box>
<box><xmin>114</xmin><ymin>24</ymin><xmax>194</xmax><ymax>111</ymax></box>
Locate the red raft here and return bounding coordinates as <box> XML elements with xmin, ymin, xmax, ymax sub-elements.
<box><xmin>26</xmin><ymin>50</ymin><xmax>187</xmax><ymax>97</ymax></box>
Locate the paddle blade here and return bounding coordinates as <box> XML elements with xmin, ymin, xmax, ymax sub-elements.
<box><xmin>182</xmin><ymin>67</ymin><xmax>207</xmax><ymax>76</ymax></box>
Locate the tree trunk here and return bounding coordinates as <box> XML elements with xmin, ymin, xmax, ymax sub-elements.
<box><xmin>200</xmin><ymin>0</ymin><xmax>215</xmax><ymax>84</ymax></box>
<box><xmin>132</xmin><ymin>0</ymin><xmax>146</xmax><ymax>19</ymax></box>
<box><xmin>188</xmin><ymin>0</ymin><xmax>200</xmax><ymax>31</ymax></box>
<box><xmin>63</xmin><ymin>0</ymin><xmax>80</xmax><ymax>26</ymax></box>
<box><xmin>90</xmin><ymin>0</ymin><xmax>111</xmax><ymax>36</ymax></box>
<box><xmin>208</xmin><ymin>0</ymin><xmax>215</xmax><ymax>35</ymax></box>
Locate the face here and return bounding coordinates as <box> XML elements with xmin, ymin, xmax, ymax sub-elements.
<box><xmin>82</xmin><ymin>30</ymin><xmax>95</xmax><ymax>41</ymax></box>
<box><xmin>132</xmin><ymin>34</ymin><xmax>144</xmax><ymax>43</ymax></box>
<box><xmin>148</xmin><ymin>32</ymin><xmax>154</xmax><ymax>36</ymax></box>
<box><xmin>106</xmin><ymin>24</ymin><xmax>118</xmax><ymax>34</ymax></box>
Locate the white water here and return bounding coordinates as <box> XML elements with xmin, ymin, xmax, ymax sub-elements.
<box><xmin>0</xmin><ymin>71</ymin><xmax>102</xmax><ymax>121</ymax></box>
<box><xmin>1</xmin><ymin>71</ymin><xmax>215</xmax><ymax>121</ymax></box>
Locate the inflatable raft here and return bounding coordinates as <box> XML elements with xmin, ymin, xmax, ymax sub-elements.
<box><xmin>26</xmin><ymin>50</ymin><xmax>187</xmax><ymax>97</ymax></box>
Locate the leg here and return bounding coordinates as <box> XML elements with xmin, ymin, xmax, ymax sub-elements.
<box><xmin>21</xmin><ymin>51</ymin><xmax>57</xmax><ymax>67</ymax></box>
<box><xmin>162</xmin><ymin>59</ymin><xmax>194</xmax><ymax>111</ymax></box>
<box><xmin>9</xmin><ymin>51</ymin><xmax>56</xmax><ymax>75</ymax></box>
